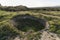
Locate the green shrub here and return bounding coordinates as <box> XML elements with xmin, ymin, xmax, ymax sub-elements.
<box><xmin>0</xmin><ymin>22</ymin><xmax>20</xmax><ymax>40</ymax></box>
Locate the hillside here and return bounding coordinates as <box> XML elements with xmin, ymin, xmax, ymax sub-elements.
<box><xmin>0</xmin><ymin>6</ymin><xmax>60</xmax><ymax>40</ymax></box>
<box><xmin>0</xmin><ymin>5</ymin><xmax>60</xmax><ymax>11</ymax></box>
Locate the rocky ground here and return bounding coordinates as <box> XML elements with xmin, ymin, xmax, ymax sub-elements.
<box><xmin>40</xmin><ymin>31</ymin><xmax>60</xmax><ymax>40</ymax></box>
<box><xmin>12</xmin><ymin>30</ymin><xmax>60</xmax><ymax>40</ymax></box>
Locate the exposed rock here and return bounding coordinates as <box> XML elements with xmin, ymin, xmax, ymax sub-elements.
<box><xmin>14</xmin><ymin>36</ymin><xmax>20</xmax><ymax>40</ymax></box>
<box><xmin>9</xmin><ymin>31</ymin><xmax>60</xmax><ymax>40</ymax></box>
<box><xmin>40</xmin><ymin>31</ymin><xmax>60</xmax><ymax>40</ymax></box>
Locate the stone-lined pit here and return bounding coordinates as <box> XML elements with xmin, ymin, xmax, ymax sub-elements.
<box><xmin>10</xmin><ymin>14</ymin><xmax>49</xmax><ymax>32</ymax></box>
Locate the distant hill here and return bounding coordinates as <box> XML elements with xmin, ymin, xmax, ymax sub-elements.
<box><xmin>0</xmin><ymin>4</ymin><xmax>60</xmax><ymax>11</ymax></box>
<box><xmin>0</xmin><ymin>5</ymin><xmax>28</xmax><ymax>11</ymax></box>
<box><xmin>29</xmin><ymin>6</ymin><xmax>60</xmax><ymax>11</ymax></box>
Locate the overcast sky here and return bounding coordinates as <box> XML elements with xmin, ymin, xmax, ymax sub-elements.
<box><xmin>0</xmin><ymin>0</ymin><xmax>60</xmax><ymax>7</ymax></box>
